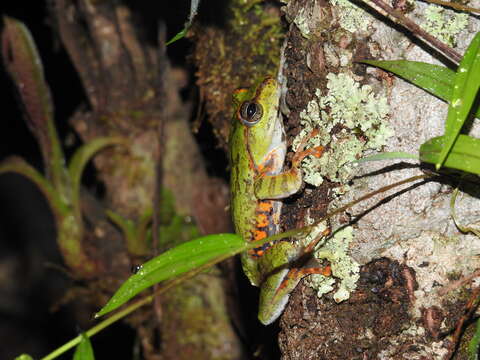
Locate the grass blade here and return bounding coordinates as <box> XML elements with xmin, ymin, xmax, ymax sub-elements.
<box><xmin>96</xmin><ymin>233</ymin><xmax>245</xmax><ymax>317</ymax></box>
<box><xmin>419</xmin><ymin>134</ymin><xmax>480</xmax><ymax>175</ymax></box>
<box><xmin>360</xmin><ymin>59</ymin><xmax>480</xmax><ymax>119</ymax></box>
<box><xmin>355</xmin><ymin>151</ymin><xmax>418</xmax><ymax>163</ymax></box>
<box><xmin>73</xmin><ymin>334</ymin><xmax>95</xmax><ymax>360</ymax></box>
<box><xmin>437</xmin><ymin>32</ymin><xmax>480</xmax><ymax>169</ymax></box>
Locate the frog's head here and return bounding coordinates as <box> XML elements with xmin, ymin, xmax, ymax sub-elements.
<box><xmin>234</xmin><ymin>77</ymin><xmax>285</xmax><ymax>166</ymax></box>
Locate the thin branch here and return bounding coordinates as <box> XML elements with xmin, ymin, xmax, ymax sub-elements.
<box><xmin>362</xmin><ymin>0</ymin><xmax>462</xmax><ymax>64</ymax></box>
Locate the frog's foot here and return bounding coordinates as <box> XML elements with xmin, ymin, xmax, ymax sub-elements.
<box><xmin>292</xmin><ymin>128</ymin><xmax>324</xmax><ymax>167</ymax></box>
<box><xmin>258</xmin><ymin>263</ymin><xmax>332</xmax><ymax>325</ymax></box>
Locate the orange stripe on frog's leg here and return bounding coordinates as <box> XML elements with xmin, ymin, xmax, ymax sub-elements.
<box><xmin>276</xmin><ymin>264</ymin><xmax>332</xmax><ymax>292</ymax></box>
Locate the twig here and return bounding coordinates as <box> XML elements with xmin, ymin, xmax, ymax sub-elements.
<box><xmin>438</xmin><ymin>268</ymin><xmax>480</xmax><ymax>296</ymax></box>
<box><xmin>422</xmin><ymin>0</ymin><xmax>480</xmax><ymax>14</ymax></box>
<box><xmin>443</xmin><ymin>285</ymin><xmax>480</xmax><ymax>359</ymax></box>
<box><xmin>362</xmin><ymin>0</ymin><xmax>462</xmax><ymax>64</ymax></box>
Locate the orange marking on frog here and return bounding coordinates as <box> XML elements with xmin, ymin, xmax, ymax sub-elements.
<box><xmin>258</xmin><ymin>201</ymin><xmax>273</xmax><ymax>212</ymax></box>
<box><xmin>248</xmin><ymin>248</ymin><xmax>266</xmax><ymax>258</ymax></box>
<box><xmin>254</xmin><ymin>229</ymin><xmax>268</xmax><ymax>241</ymax></box>
<box><xmin>256</xmin><ymin>213</ymin><xmax>269</xmax><ymax>228</ymax></box>
<box><xmin>276</xmin><ymin>265</ymin><xmax>332</xmax><ymax>291</ymax></box>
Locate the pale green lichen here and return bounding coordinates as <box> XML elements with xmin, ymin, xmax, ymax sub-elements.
<box><xmin>306</xmin><ymin>226</ymin><xmax>360</xmax><ymax>302</ymax></box>
<box><xmin>294</xmin><ymin>72</ymin><xmax>392</xmax><ymax>187</ymax></box>
<box><xmin>422</xmin><ymin>5</ymin><xmax>469</xmax><ymax>47</ymax></box>
<box><xmin>330</xmin><ymin>0</ymin><xmax>372</xmax><ymax>33</ymax></box>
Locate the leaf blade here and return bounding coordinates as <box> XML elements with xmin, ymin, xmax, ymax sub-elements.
<box><xmin>355</xmin><ymin>151</ymin><xmax>418</xmax><ymax>163</ymax></box>
<box><xmin>360</xmin><ymin>59</ymin><xmax>480</xmax><ymax>119</ymax></box>
<box><xmin>436</xmin><ymin>33</ymin><xmax>480</xmax><ymax>169</ymax></box>
<box><xmin>96</xmin><ymin>233</ymin><xmax>245</xmax><ymax>317</ymax></box>
<box><xmin>73</xmin><ymin>334</ymin><xmax>95</xmax><ymax>360</ymax></box>
<box><xmin>419</xmin><ymin>134</ymin><xmax>480</xmax><ymax>175</ymax></box>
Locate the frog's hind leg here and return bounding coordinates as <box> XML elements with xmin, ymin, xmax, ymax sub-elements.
<box><xmin>257</xmin><ymin>227</ymin><xmax>331</xmax><ymax>325</ymax></box>
<box><xmin>257</xmin><ymin>263</ymin><xmax>331</xmax><ymax>325</ymax></box>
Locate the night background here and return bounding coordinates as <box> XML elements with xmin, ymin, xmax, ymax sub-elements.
<box><xmin>0</xmin><ymin>1</ymin><xmax>249</xmax><ymax>359</ymax></box>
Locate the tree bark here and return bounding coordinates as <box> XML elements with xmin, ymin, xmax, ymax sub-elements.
<box><xmin>278</xmin><ymin>1</ymin><xmax>480</xmax><ymax>359</ymax></box>
<box><xmin>193</xmin><ymin>0</ymin><xmax>480</xmax><ymax>358</ymax></box>
<box><xmin>47</xmin><ymin>1</ymin><xmax>241</xmax><ymax>359</ymax></box>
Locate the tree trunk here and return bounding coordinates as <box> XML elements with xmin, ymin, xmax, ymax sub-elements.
<box><xmin>194</xmin><ymin>0</ymin><xmax>480</xmax><ymax>358</ymax></box>
<box><xmin>280</xmin><ymin>1</ymin><xmax>480</xmax><ymax>359</ymax></box>
<box><xmin>48</xmin><ymin>1</ymin><xmax>241</xmax><ymax>359</ymax></box>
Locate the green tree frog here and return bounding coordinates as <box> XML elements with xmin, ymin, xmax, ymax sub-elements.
<box><xmin>229</xmin><ymin>76</ymin><xmax>329</xmax><ymax>325</ymax></box>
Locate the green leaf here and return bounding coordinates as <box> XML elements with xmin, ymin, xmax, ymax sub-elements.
<box><xmin>362</xmin><ymin>60</ymin><xmax>454</xmax><ymax>99</ymax></box>
<box><xmin>14</xmin><ymin>355</ymin><xmax>34</xmax><ymax>360</ymax></box>
<box><xmin>0</xmin><ymin>156</ymin><xmax>67</xmax><ymax>217</ymax></box>
<box><xmin>73</xmin><ymin>333</ymin><xmax>95</xmax><ymax>360</ymax></box>
<box><xmin>450</xmin><ymin>187</ymin><xmax>480</xmax><ymax>237</ymax></box>
<box><xmin>419</xmin><ymin>134</ymin><xmax>480</xmax><ymax>175</ymax></box>
<box><xmin>166</xmin><ymin>0</ymin><xmax>200</xmax><ymax>45</ymax></box>
<box><xmin>360</xmin><ymin>60</ymin><xmax>480</xmax><ymax>119</ymax></box>
<box><xmin>355</xmin><ymin>151</ymin><xmax>418</xmax><ymax>163</ymax></box>
<box><xmin>166</xmin><ymin>28</ymin><xmax>188</xmax><ymax>46</ymax></box>
<box><xmin>2</xmin><ymin>17</ymin><xmax>67</xmax><ymax>188</ymax></box>
<box><xmin>68</xmin><ymin>137</ymin><xmax>125</xmax><ymax>217</ymax></box>
<box><xmin>437</xmin><ymin>32</ymin><xmax>480</xmax><ymax>169</ymax></box>
<box><xmin>96</xmin><ymin>233</ymin><xmax>245</xmax><ymax>317</ymax></box>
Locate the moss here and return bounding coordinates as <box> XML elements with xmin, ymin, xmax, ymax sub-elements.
<box><xmin>193</xmin><ymin>0</ymin><xmax>284</xmax><ymax>147</ymax></box>
<box><xmin>307</xmin><ymin>226</ymin><xmax>360</xmax><ymax>302</ymax></box>
<box><xmin>293</xmin><ymin>72</ymin><xmax>392</xmax><ymax>188</ymax></box>
<box><xmin>422</xmin><ymin>5</ymin><xmax>469</xmax><ymax>47</ymax></box>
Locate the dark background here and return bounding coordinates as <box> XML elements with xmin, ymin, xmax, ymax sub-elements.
<box><xmin>0</xmin><ymin>1</ymin><xmax>203</xmax><ymax>358</ymax></box>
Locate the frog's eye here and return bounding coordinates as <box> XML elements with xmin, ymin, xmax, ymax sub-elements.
<box><xmin>239</xmin><ymin>101</ymin><xmax>263</xmax><ymax>126</ymax></box>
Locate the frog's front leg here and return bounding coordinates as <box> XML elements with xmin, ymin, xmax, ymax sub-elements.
<box><xmin>255</xmin><ymin>129</ymin><xmax>324</xmax><ymax>200</ymax></box>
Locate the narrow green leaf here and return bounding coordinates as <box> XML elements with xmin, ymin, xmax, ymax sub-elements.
<box><xmin>2</xmin><ymin>17</ymin><xmax>69</xmax><ymax>189</ymax></box>
<box><xmin>166</xmin><ymin>0</ymin><xmax>200</xmax><ymax>45</ymax></box>
<box><xmin>106</xmin><ymin>209</ymin><xmax>140</xmax><ymax>251</ymax></box>
<box><xmin>96</xmin><ymin>233</ymin><xmax>245</xmax><ymax>317</ymax></box>
<box><xmin>166</xmin><ymin>28</ymin><xmax>188</xmax><ymax>45</ymax></box>
<box><xmin>15</xmin><ymin>355</ymin><xmax>33</xmax><ymax>360</ymax></box>
<box><xmin>68</xmin><ymin>137</ymin><xmax>125</xmax><ymax>217</ymax></box>
<box><xmin>0</xmin><ymin>156</ymin><xmax>67</xmax><ymax>217</ymax></box>
<box><xmin>450</xmin><ymin>187</ymin><xmax>480</xmax><ymax>237</ymax></box>
<box><xmin>73</xmin><ymin>333</ymin><xmax>95</xmax><ymax>360</ymax></box>
<box><xmin>437</xmin><ymin>32</ymin><xmax>480</xmax><ymax>169</ymax></box>
<box><xmin>355</xmin><ymin>151</ymin><xmax>418</xmax><ymax>163</ymax></box>
<box><xmin>360</xmin><ymin>60</ymin><xmax>480</xmax><ymax>119</ymax></box>
<box><xmin>362</xmin><ymin>60</ymin><xmax>454</xmax><ymax>99</ymax></box>
<box><xmin>419</xmin><ymin>134</ymin><xmax>480</xmax><ymax>175</ymax></box>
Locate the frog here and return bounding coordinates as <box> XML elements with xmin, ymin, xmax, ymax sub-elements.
<box><xmin>229</xmin><ymin>76</ymin><xmax>330</xmax><ymax>325</ymax></box>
